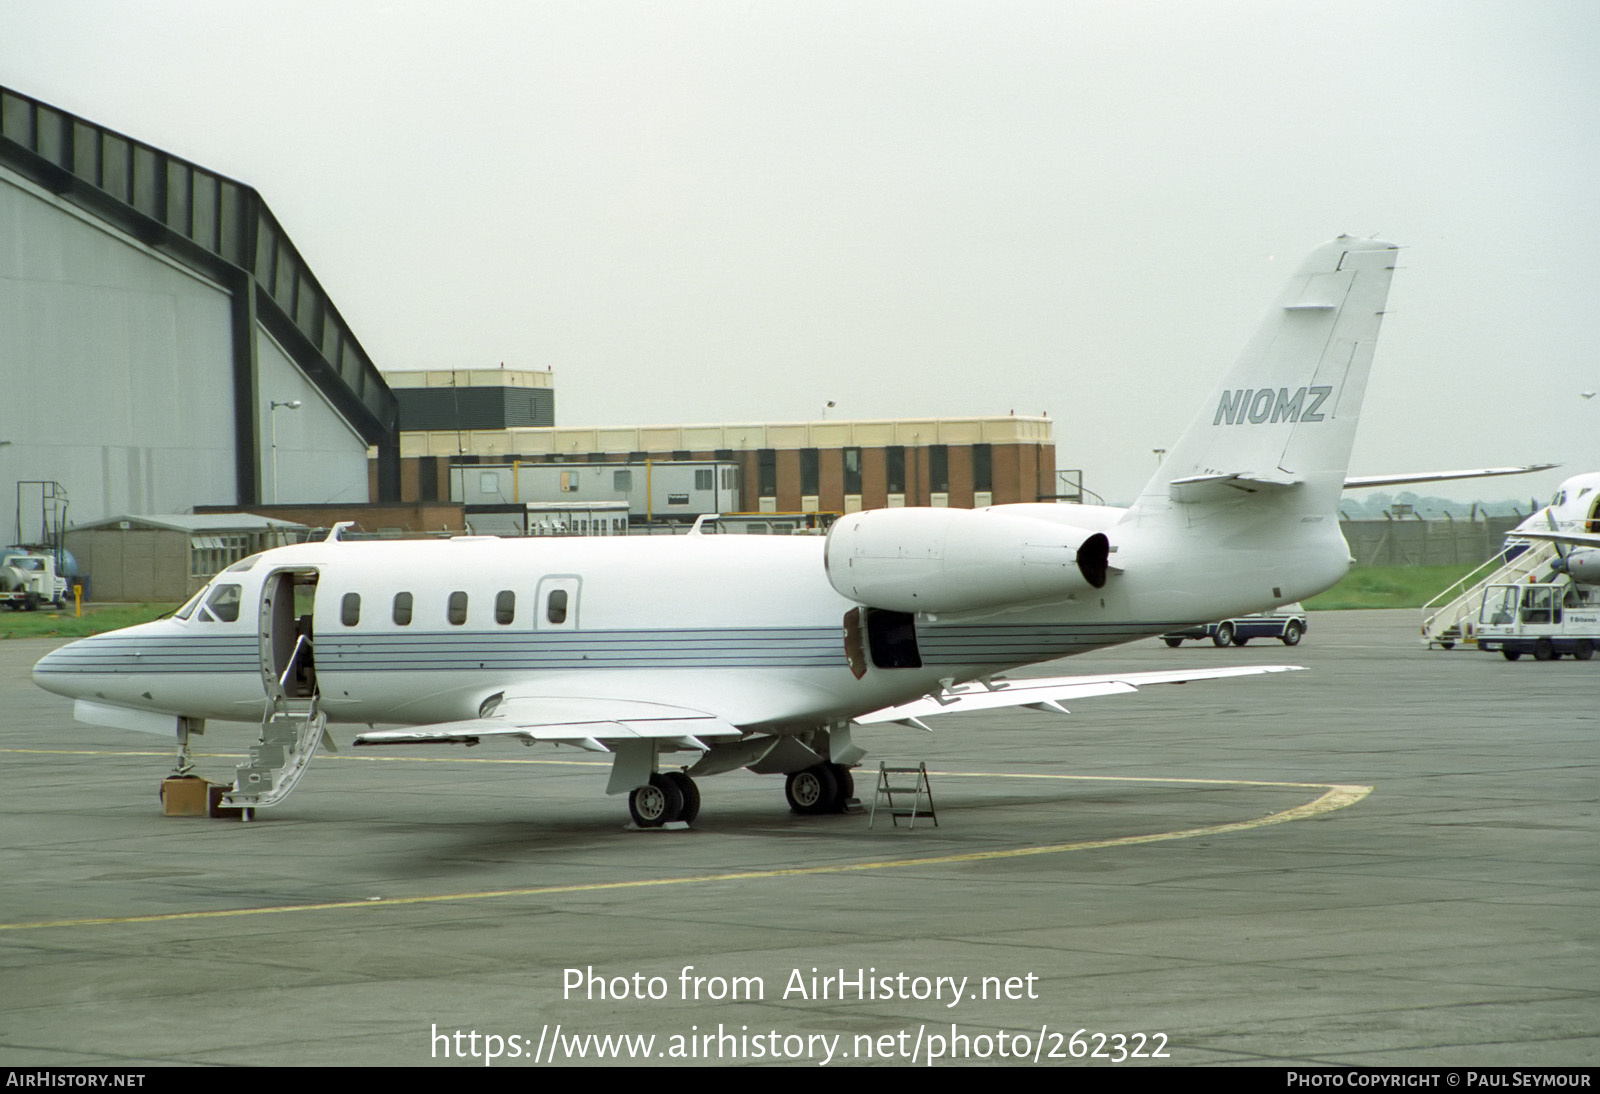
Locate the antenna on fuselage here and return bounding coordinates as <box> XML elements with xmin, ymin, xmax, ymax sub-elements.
<box><xmin>325</xmin><ymin>521</ymin><xmax>356</xmax><ymax>543</ymax></box>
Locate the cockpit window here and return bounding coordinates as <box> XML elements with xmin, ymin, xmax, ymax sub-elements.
<box><xmin>175</xmin><ymin>589</ymin><xmax>205</xmax><ymax>620</ymax></box>
<box><xmin>200</xmin><ymin>583</ymin><xmax>243</xmax><ymax>623</ymax></box>
<box><xmin>226</xmin><ymin>553</ymin><xmax>263</xmax><ymax>573</ymax></box>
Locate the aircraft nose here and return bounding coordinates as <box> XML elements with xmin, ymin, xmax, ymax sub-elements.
<box><xmin>32</xmin><ymin>636</ymin><xmax>97</xmax><ymax>699</ymax></box>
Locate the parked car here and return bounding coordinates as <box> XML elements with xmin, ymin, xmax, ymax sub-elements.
<box><xmin>1162</xmin><ymin>604</ymin><xmax>1308</xmax><ymax>648</ymax></box>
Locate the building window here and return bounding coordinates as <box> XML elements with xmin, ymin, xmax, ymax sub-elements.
<box><xmin>448</xmin><ymin>591</ymin><xmax>468</xmax><ymax>625</ymax></box>
<box><xmin>393</xmin><ymin>592</ymin><xmax>413</xmax><ymax>626</ymax></box>
<box><xmin>561</xmin><ymin>471</ymin><xmax>579</xmax><ymax>494</ymax></box>
<box><xmin>886</xmin><ymin>446</ymin><xmax>906</xmax><ymax>494</ymax></box>
<box><xmin>973</xmin><ymin>444</ymin><xmax>993</xmax><ymax>492</ymax></box>
<box><xmin>800</xmin><ymin>449</ymin><xmax>819</xmax><ymax>496</ymax></box>
<box><xmin>929</xmin><ymin>445</ymin><xmax>949</xmax><ymax>493</ymax></box>
<box><xmin>613</xmin><ymin>469</ymin><xmax>632</xmax><ymax>492</ymax></box>
<box><xmin>695</xmin><ymin>468</ymin><xmax>713</xmax><ymax>491</ymax></box>
<box><xmin>758</xmin><ymin>449</ymin><xmax>777</xmax><ymax>498</ymax></box>
<box><xmin>495</xmin><ymin>590</ymin><xmax>515</xmax><ymax>625</ymax></box>
<box><xmin>843</xmin><ymin>448</ymin><xmax>862</xmax><ymax>495</ymax></box>
<box><xmin>341</xmin><ymin>593</ymin><xmax>361</xmax><ymax>627</ymax></box>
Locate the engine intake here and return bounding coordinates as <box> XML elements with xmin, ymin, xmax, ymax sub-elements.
<box><xmin>824</xmin><ymin>507</ymin><xmax>1111</xmax><ymax>614</ymax></box>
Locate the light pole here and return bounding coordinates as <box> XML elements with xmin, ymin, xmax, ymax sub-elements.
<box><xmin>269</xmin><ymin>400</ymin><xmax>302</xmax><ymax>503</ymax></box>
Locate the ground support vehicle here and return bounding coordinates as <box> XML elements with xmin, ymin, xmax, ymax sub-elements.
<box><xmin>1475</xmin><ymin>582</ymin><xmax>1600</xmax><ymax>661</ymax></box>
<box><xmin>0</xmin><ymin>550</ymin><xmax>66</xmax><ymax>610</ymax></box>
<box><xmin>1162</xmin><ymin>605</ymin><xmax>1308</xmax><ymax>648</ymax></box>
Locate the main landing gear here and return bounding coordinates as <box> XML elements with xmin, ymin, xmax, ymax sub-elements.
<box><xmin>628</xmin><ymin>771</ymin><xmax>701</xmax><ymax>828</ymax></box>
<box><xmin>785</xmin><ymin>763</ymin><xmax>856</xmax><ymax>815</ymax></box>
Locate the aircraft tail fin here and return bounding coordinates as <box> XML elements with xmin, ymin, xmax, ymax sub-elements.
<box><xmin>1129</xmin><ymin>237</ymin><xmax>1399</xmax><ymax>519</ymax></box>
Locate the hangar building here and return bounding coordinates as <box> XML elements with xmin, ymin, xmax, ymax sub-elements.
<box><xmin>0</xmin><ymin>86</ymin><xmax>400</xmax><ymax>538</ymax></box>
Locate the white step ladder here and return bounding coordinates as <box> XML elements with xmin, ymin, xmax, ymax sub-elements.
<box><xmin>869</xmin><ymin>762</ymin><xmax>938</xmax><ymax>829</ymax></box>
<box><xmin>1420</xmin><ymin>540</ymin><xmax>1559</xmax><ymax>649</ymax></box>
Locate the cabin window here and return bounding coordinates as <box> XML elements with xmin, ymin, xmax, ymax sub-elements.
<box><xmin>495</xmin><ymin>590</ymin><xmax>515</xmax><ymax>625</ymax></box>
<box><xmin>547</xmin><ymin>589</ymin><xmax>568</xmax><ymax>625</ymax></box>
<box><xmin>448</xmin><ymin>591</ymin><xmax>468</xmax><ymax>625</ymax></box>
<box><xmin>393</xmin><ymin>592</ymin><xmax>413</xmax><ymax>626</ymax></box>
<box><xmin>341</xmin><ymin>593</ymin><xmax>361</xmax><ymax>627</ymax></box>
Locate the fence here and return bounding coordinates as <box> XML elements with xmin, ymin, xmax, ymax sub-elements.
<box><xmin>1337</xmin><ymin>512</ymin><xmax>1526</xmax><ymax>567</ymax></box>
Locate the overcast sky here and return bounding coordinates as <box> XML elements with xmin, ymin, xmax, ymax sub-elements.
<box><xmin>4</xmin><ymin>0</ymin><xmax>1596</xmax><ymax>504</ymax></box>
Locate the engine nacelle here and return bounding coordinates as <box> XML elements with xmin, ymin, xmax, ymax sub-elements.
<box><xmin>824</xmin><ymin>507</ymin><xmax>1110</xmax><ymax>614</ymax></box>
<box><xmin>1555</xmin><ymin>548</ymin><xmax>1600</xmax><ymax>585</ymax></box>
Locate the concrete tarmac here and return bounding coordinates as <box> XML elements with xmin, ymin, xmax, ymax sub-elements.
<box><xmin>0</xmin><ymin>610</ymin><xmax>1594</xmax><ymax>1067</ymax></box>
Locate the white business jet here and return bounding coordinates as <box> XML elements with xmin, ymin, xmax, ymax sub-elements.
<box><xmin>35</xmin><ymin>237</ymin><xmax>1400</xmax><ymax>827</ymax></box>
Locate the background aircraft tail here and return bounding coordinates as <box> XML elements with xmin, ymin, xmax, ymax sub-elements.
<box><xmin>1127</xmin><ymin>237</ymin><xmax>1398</xmax><ymax>521</ymax></box>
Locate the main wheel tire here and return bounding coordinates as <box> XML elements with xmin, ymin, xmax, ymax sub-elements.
<box><xmin>1213</xmin><ymin>623</ymin><xmax>1234</xmax><ymax>647</ymax></box>
<box><xmin>1502</xmin><ymin>649</ymin><xmax>1522</xmax><ymax>661</ymax></box>
<box><xmin>1575</xmin><ymin>640</ymin><xmax>1594</xmax><ymax>661</ymax></box>
<box><xmin>1163</xmin><ymin>637</ymin><xmax>1183</xmax><ymax>648</ymax></box>
<box><xmin>1441</xmin><ymin>641</ymin><xmax>1456</xmax><ymax>650</ymax></box>
<box><xmin>628</xmin><ymin>774</ymin><xmax>684</xmax><ymax>828</ymax></box>
<box><xmin>828</xmin><ymin>764</ymin><xmax>855</xmax><ymax>812</ymax></box>
<box><xmin>785</xmin><ymin>765</ymin><xmax>838</xmax><ymax>816</ymax></box>
<box><xmin>1534</xmin><ymin>638</ymin><xmax>1557</xmax><ymax>662</ymax></box>
<box><xmin>665</xmin><ymin>771</ymin><xmax>701</xmax><ymax>824</ymax></box>
<box><xmin>1281</xmin><ymin>621</ymin><xmax>1303</xmax><ymax>647</ymax></box>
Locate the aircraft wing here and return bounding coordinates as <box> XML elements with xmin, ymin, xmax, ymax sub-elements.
<box><xmin>1516</xmin><ymin>530</ymin><xmax>1600</xmax><ymax>549</ymax></box>
<box><xmin>1343</xmin><ymin>464</ymin><xmax>1555</xmax><ymax>490</ymax></box>
<box><xmin>854</xmin><ymin>665</ymin><xmax>1305</xmax><ymax>728</ymax></box>
<box><xmin>353</xmin><ymin>696</ymin><xmax>744</xmax><ymax>751</ymax></box>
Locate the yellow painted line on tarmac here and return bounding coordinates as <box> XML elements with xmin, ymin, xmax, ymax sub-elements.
<box><xmin>0</xmin><ymin>766</ymin><xmax>1371</xmax><ymax>933</ymax></box>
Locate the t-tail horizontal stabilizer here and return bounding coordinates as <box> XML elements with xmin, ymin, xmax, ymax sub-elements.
<box><xmin>1131</xmin><ymin>237</ymin><xmax>1399</xmax><ymax>520</ymax></box>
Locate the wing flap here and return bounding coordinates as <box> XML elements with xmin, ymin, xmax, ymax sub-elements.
<box><xmin>854</xmin><ymin>665</ymin><xmax>1303</xmax><ymax>725</ymax></box>
<box><xmin>353</xmin><ymin>695</ymin><xmax>743</xmax><ymax>750</ymax></box>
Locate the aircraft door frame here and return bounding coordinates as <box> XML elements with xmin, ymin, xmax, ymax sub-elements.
<box><xmin>259</xmin><ymin>567</ymin><xmax>320</xmax><ymax>700</ymax></box>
